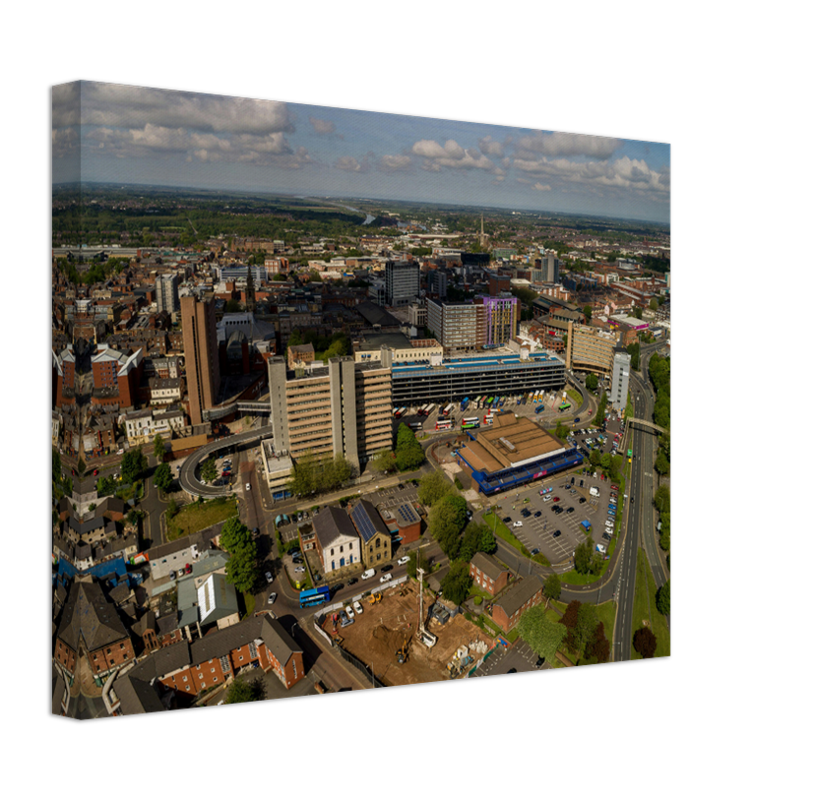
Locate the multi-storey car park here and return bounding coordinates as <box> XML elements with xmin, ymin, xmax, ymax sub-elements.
<box><xmin>390</xmin><ymin>351</ymin><xmax>566</xmax><ymax>408</ymax></box>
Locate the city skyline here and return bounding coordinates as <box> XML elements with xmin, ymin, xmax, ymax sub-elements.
<box><xmin>52</xmin><ymin>81</ymin><xmax>670</xmax><ymax>224</ymax></box>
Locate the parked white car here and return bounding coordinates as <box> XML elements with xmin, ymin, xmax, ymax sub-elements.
<box><xmin>397</xmin><ymin>556</ymin><xmax>410</xmax><ymax>566</ymax></box>
<box><xmin>245</xmin><ymin>483</ymin><xmax>251</xmax><ymax>491</ymax></box>
<box><xmin>267</xmin><ymin>592</ymin><xmax>277</xmax><ymax>605</ymax></box>
<box><xmin>353</xmin><ymin>600</ymin><xmax>364</xmax><ymax>615</ymax></box>
<box><xmin>380</xmin><ymin>573</ymin><xmax>393</xmax><ymax>584</ymax></box>
<box><xmin>344</xmin><ymin>605</ymin><xmax>355</xmax><ymax>619</ymax></box>
<box><xmin>513</xmin><ymin>521</ymin><xmax>523</xmax><ymax>528</ymax></box>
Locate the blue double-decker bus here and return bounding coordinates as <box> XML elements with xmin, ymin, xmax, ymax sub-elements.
<box><xmin>299</xmin><ymin>586</ymin><xmax>331</xmax><ymax>608</ymax></box>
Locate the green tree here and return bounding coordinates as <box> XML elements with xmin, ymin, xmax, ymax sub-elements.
<box><xmin>589</xmin><ymin>449</ymin><xmax>601</xmax><ymax>468</ymax></box>
<box><xmin>632</xmin><ymin>306</ymin><xmax>643</xmax><ymax>320</ymax></box>
<box><xmin>167</xmin><ymin>498</ymin><xmax>178</xmax><ymax>518</ymax></box>
<box><xmin>226</xmin><ymin>676</ymin><xmax>265</xmax><ymax>704</ymax></box>
<box><xmin>153</xmin><ymin>462</ymin><xmax>174</xmax><ymax>493</ymax></box>
<box><xmin>654</xmin><ymin>449</ymin><xmax>670</xmax><ymax>476</ymax></box>
<box><xmin>288</xmin><ymin>329</ymin><xmax>303</xmax><ymax>347</ymax></box>
<box><xmin>394</xmin><ymin>423</ymin><xmax>425</xmax><ymax>471</ymax></box>
<box><xmin>220</xmin><ymin>517</ymin><xmax>253</xmax><ymax>555</ymax></box>
<box><xmin>544</xmin><ymin>573</ymin><xmax>562</xmax><ymax>601</ymax></box>
<box><xmin>656</xmin><ymin>581</ymin><xmax>670</xmax><ymax>616</ymax></box>
<box><xmin>583</xmin><ymin>304</ymin><xmax>592</xmax><ymax>321</ymax></box>
<box><xmin>52</xmin><ymin>449</ymin><xmax>62</xmax><ymax>482</ymax></box>
<box><xmin>574</xmin><ymin>540</ymin><xmax>594</xmax><ymax>574</ymax></box>
<box><xmin>659</xmin><ymin>511</ymin><xmax>671</xmax><ymax>552</ymax></box>
<box><xmin>371</xmin><ymin>449</ymin><xmax>397</xmax><ymax>474</ymax></box>
<box><xmin>654</xmin><ymin>485</ymin><xmax>671</xmax><ymax>514</ymax></box>
<box><xmin>225</xmin><ymin>299</ymin><xmax>242</xmax><ymax>313</ymax></box>
<box><xmin>200</xmin><ymin>457</ymin><xmax>218</xmax><ymax>484</ymax></box>
<box><xmin>555</xmin><ymin>422</ymin><xmax>569</xmax><ymax>439</ymax></box>
<box><xmin>649</xmin><ymin>298</ymin><xmax>659</xmax><ymax>311</ymax></box>
<box><xmin>153</xmin><ymin>434</ymin><xmax>166</xmax><ymax>462</ymax></box>
<box><xmin>458</xmin><ymin>523</ymin><xmax>481</xmax><ymax>561</ymax></box>
<box><xmin>428</xmin><ymin>494</ymin><xmax>468</xmax><ymax>557</ymax></box>
<box><xmin>96</xmin><ymin>475</ymin><xmax>116</xmax><ymax>497</ymax></box>
<box><xmin>418</xmin><ymin>470</ymin><xmax>452</xmax><ymax>506</ymax></box>
<box><xmin>479</xmin><ymin>526</ymin><xmax>497</xmax><ymax>555</ymax></box>
<box><xmin>585</xmin><ymin>373</ymin><xmax>599</xmax><ymax>391</ymax></box>
<box><xmin>572</xmin><ymin>603</ymin><xmax>600</xmax><ymax>654</ymax></box>
<box><xmin>407</xmin><ymin>548</ymin><xmax>432</xmax><ymax>580</ymax></box>
<box><xmin>517</xmin><ymin>605</ymin><xmax>567</xmax><ymax>663</ymax></box>
<box><xmin>440</xmin><ymin>560</ymin><xmax>472</xmax><ymax>605</ymax></box>
<box><xmin>626</xmin><ymin>342</ymin><xmax>640</xmax><ymax>371</ymax></box>
<box><xmin>288</xmin><ymin>450</ymin><xmax>318</xmax><ymax>496</ymax></box>
<box><xmin>121</xmin><ymin>447</ymin><xmax>147</xmax><ymax>484</ymax></box>
<box><xmin>220</xmin><ymin>518</ymin><xmax>259</xmax><ymax>593</ymax></box>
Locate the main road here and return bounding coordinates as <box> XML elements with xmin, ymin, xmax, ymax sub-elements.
<box><xmin>612</xmin><ymin>341</ymin><xmax>669</xmax><ymax>660</ymax></box>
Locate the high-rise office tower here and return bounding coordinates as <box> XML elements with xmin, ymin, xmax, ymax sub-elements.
<box><xmin>611</xmin><ymin>349</ymin><xmax>631</xmax><ymax>411</ymax></box>
<box><xmin>267</xmin><ymin>354</ymin><xmax>392</xmax><ymax>473</ymax></box>
<box><xmin>540</xmin><ymin>249</ymin><xmax>560</xmax><ymax>283</ymax></box>
<box><xmin>385</xmin><ymin>260</ymin><xmax>420</xmax><ymax>307</ymax></box>
<box><xmin>155</xmin><ymin>273</ymin><xmax>180</xmax><ymax>315</ymax></box>
<box><xmin>180</xmin><ymin>295</ymin><xmax>221</xmax><ymax>425</ymax></box>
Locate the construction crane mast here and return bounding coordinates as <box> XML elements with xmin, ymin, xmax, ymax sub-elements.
<box><xmin>416</xmin><ymin>567</ymin><xmax>438</xmax><ymax>648</ymax></box>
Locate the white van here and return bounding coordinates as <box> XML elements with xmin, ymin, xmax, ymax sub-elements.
<box><xmin>361</xmin><ymin>569</ymin><xmax>376</xmax><ymax>580</ymax></box>
<box><xmin>589</xmin><ymin>486</ymin><xmax>600</xmax><ymax>497</ymax></box>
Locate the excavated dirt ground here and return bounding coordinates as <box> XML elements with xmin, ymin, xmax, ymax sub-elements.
<box><xmin>322</xmin><ymin>582</ymin><xmax>494</xmax><ymax>686</ymax></box>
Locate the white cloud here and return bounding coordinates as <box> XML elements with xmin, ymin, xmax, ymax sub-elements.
<box><xmin>335</xmin><ymin>156</ymin><xmax>361</xmax><ymax>172</ymax></box>
<box><xmin>478</xmin><ymin>135</ymin><xmax>504</xmax><ymax>157</ymax></box>
<box><xmin>378</xmin><ymin>154</ymin><xmax>412</xmax><ymax>172</ymax></box>
<box><xmin>52</xmin><ymin>83</ymin><xmax>81</xmax><ymax>127</ymax></box>
<box><xmin>516</xmin><ymin>131</ymin><xmax>623</xmax><ymax>160</ymax></box>
<box><xmin>513</xmin><ymin>154</ymin><xmax>669</xmax><ymax>198</ymax></box>
<box><xmin>533</xmin><ymin>183</ymin><xmax>552</xmax><ymax>192</ymax></box>
<box><xmin>309</xmin><ymin>116</ymin><xmax>338</xmax><ymax>136</ymax></box>
<box><xmin>411</xmin><ymin>138</ymin><xmax>497</xmax><ymax>173</ymax></box>
<box><xmin>78</xmin><ymin>81</ymin><xmax>295</xmax><ymax>135</ymax></box>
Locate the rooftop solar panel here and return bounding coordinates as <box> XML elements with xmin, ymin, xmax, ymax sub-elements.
<box><xmin>352</xmin><ymin>502</ymin><xmax>381</xmax><ymax>542</ymax></box>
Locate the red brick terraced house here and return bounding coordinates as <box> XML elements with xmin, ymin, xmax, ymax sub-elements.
<box><xmin>110</xmin><ymin>615</ymin><xmax>304</xmax><ymax>714</ymax></box>
<box><xmin>490</xmin><ymin>575</ymin><xmax>544</xmax><ymax>632</ymax></box>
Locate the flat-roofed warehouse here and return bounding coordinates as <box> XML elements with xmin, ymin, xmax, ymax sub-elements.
<box><xmin>455</xmin><ymin>412</ymin><xmax>583</xmax><ymax>495</ymax></box>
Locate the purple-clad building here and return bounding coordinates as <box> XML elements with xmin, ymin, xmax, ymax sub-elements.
<box><xmin>477</xmin><ymin>294</ymin><xmax>519</xmax><ymax>347</ymax></box>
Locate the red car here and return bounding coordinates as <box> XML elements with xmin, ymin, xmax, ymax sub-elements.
<box><xmin>553</xmin><ymin>496</ymin><xmax>560</xmax><ymax>502</ymax></box>
<box><xmin>93</xmin><ymin>469</ymin><xmax>99</xmax><ymax>476</ymax></box>
<box><xmin>611</xmin><ymin>484</ymin><xmax>619</xmax><ymax>491</ymax></box>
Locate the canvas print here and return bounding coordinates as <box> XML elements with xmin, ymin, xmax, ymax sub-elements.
<box><xmin>51</xmin><ymin>81</ymin><xmax>670</xmax><ymax>718</ymax></box>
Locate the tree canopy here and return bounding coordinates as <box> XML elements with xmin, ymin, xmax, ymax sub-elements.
<box><xmin>220</xmin><ymin>517</ymin><xmax>259</xmax><ymax>593</ymax></box>
<box><xmin>428</xmin><ymin>493</ymin><xmax>468</xmax><ymax>558</ymax></box>
<box><xmin>544</xmin><ymin>573</ymin><xmax>562</xmax><ymax>601</ymax></box>
<box><xmin>226</xmin><ymin>675</ymin><xmax>265</xmax><ymax>704</ymax></box>
<box><xmin>153</xmin><ymin>462</ymin><xmax>174</xmax><ymax>493</ymax></box>
<box><xmin>633</xmin><ymin>626</ymin><xmax>657</xmax><ymax>658</ymax></box>
<box><xmin>440</xmin><ymin>560</ymin><xmax>472</xmax><ymax>605</ymax></box>
<box><xmin>395</xmin><ymin>424</ymin><xmax>425</xmax><ymax>471</ymax></box>
<box><xmin>418</xmin><ymin>470</ymin><xmax>452</xmax><ymax>506</ymax></box>
<box><xmin>517</xmin><ymin>605</ymin><xmax>567</xmax><ymax>663</ymax></box>
<box><xmin>122</xmin><ymin>447</ymin><xmax>148</xmax><ymax>484</ymax></box>
<box><xmin>656</xmin><ymin>581</ymin><xmax>670</xmax><ymax>616</ymax></box>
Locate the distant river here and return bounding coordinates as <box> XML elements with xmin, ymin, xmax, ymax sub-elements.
<box><xmin>340</xmin><ymin>204</ymin><xmax>376</xmax><ymax>225</ymax></box>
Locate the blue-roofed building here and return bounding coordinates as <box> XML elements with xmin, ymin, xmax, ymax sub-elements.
<box><xmin>350</xmin><ymin>499</ymin><xmax>393</xmax><ymax>569</ymax></box>
<box><xmin>455</xmin><ymin>412</ymin><xmax>583</xmax><ymax>496</ymax></box>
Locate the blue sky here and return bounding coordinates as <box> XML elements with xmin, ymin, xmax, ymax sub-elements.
<box><xmin>52</xmin><ymin>81</ymin><xmax>670</xmax><ymax>223</ymax></box>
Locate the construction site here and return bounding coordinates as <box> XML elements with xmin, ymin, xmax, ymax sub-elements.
<box><xmin>321</xmin><ymin>574</ymin><xmax>494</xmax><ymax>687</ymax></box>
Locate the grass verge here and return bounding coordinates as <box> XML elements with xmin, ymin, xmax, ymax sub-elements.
<box><xmin>242</xmin><ymin>591</ymin><xmax>256</xmax><ymax>619</ymax></box>
<box><xmin>166</xmin><ymin>496</ymin><xmax>238</xmax><ymax>541</ymax></box>
<box><xmin>631</xmin><ymin>548</ymin><xmax>670</xmax><ymax>659</ymax></box>
<box><xmin>483</xmin><ymin>512</ymin><xmax>532</xmax><ymax>558</ymax></box>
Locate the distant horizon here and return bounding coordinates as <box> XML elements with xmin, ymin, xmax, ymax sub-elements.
<box><xmin>52</xmin><ymin>81</ymin><xmax>670</xmax><ymax>225</ymax></box>
<box><xmin>53</xmin><ymin>179</ymin><xmax>670</xmax><ymax>228</ymax></box>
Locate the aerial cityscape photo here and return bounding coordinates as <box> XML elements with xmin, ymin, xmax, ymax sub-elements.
<box><xmin>51</xmin><ymin>81</ymin><xmax>671</xmax><ymax>718</ymax></box>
